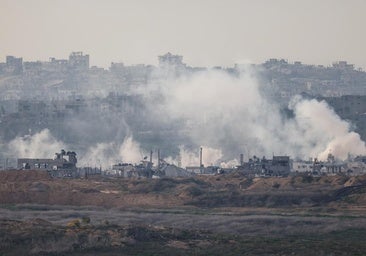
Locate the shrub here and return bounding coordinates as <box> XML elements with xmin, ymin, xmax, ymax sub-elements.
<box><xmin>67</xmin><ymin>219</ymin><xmax>81</xmax><ymax>228</ymax></box>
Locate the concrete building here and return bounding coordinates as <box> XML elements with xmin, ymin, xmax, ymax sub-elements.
<box><xmin>160</xmin><ymin>164</ymin><xmax>192</xmax><ymax>177</ymax></box>
<box><xmin>110</xmin><ymin>160</ymin><xmax>153</xmax><ymax>178</ymax></box>
<box><xmin>110</xmin><ymin>62</ymin><xmax>125</xmax><ymax>74</ymax></box>
<box><xmin>17</xmin><ymin>150</ymin><xmax>78</xmax><ymax>178</ymax></box>
<box><xmin>158</xmin><ymin>52</ymin><xmax>184</xmax><ymax>68</ymax></box>
<box><xmin>343</xmin><ymin>156</ymin><xmax>366</xmax><ymax>175</ymax></box>
<box><xmin>292</xmin><ymin>161</ymin><xmax>314</xmax><ymax>174</ymax></box>
<box><xmin>239</xmin><ymin>155</ymin><xmax>291</xmax><ymax>177</ymax></box>
<box><xmin>158</xmin><ymin>52</ymin><xmax>187</xmax><ymax>76</ymax></box>
<box><xmin>271</xmin><ymin>156</ymin><xmax>291</xmax><ymax>176</ymax></box>
<box><xmin>69</xmin><ymin>52</ymin><xmax>89</xmax><ymax>70</ymax></box>
<box><xmin>5</xmin><ymin>56</ymin><xmax>23</xmax><ymax>74</ymax></box>
<box><xmin>23</xmin><ymin>61</ymin><xmax>42</xmax><ymax>76</ymax></box>
<box><xmin>44</xmin><ymin>57</ymin><xmax>69</xmax><ymax>73</ymax></box>
<box><xmin>332</xmin><ymin>61</ymin><xmax>354</xmax><ymax>71</ymax></box>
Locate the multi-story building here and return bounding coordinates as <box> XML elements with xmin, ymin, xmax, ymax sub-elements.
<box><xmin>68</xmin><ymin>52</ymin><xmax>89</xmax><ymax>70</ymax></box>
<box><xmin>17</xmin><ymin>150</ymin><xmax>78</xmax><ymax>178</ymax></box>
<box><xmin>5</xmin><ymin>56</ymin><xmax>23</xmax><ymax>74</ymax></box>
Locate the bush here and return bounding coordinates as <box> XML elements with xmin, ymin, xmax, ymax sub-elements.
<box><xmin>67</xmin><ymin>219</ymin><xmax>81</xmax><ymax>228</ymax></box>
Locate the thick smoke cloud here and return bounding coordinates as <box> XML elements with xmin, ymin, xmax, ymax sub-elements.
<box><xmin>142</xmin><ymin>68</ymin><xmax>366</xmax><ymax>164</ymax></box>
<box><xmin>164</xmin><ymin>146</ymin><xmax>225</xmax><ymax>167</ymax></box>
<box><xmin>288</xmin><ymin>97</ymin><xmax>366</xmax><ymax>160</ymax></box>
<box><xmin>6</xmin><ymin>67</ymin><xmax>366</xmax><ymax>168</ymax></box>
<box><xmin>7</xmin><ymin>129</ymin><xmax>66</xmax><ymax>158</ymax></box>
<box><xmin>78</xmin><ymin>136</ymin><xmax>143</xmax><ymax>169</ymax></box>
<box><xmin>8</xmin><ymin>130</ymin><xmax>143</xmax><ymax>168</ymax></box>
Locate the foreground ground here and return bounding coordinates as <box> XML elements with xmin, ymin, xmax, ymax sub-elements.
<box><xmin>1</xmin><ymin>170</ymin><xmax>366</xmax><ymax>255</ymax></box>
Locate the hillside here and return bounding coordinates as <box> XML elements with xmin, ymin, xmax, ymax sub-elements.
<box><xmin>1</xmin><ymin>170</ymin><xmax>366</xmax><ymax>208</ymax></box>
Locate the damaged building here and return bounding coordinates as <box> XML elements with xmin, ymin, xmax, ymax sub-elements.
<box><xmin>109</xmin><ymin>150</ymin><xmax>191</xmax><ymax>178</ymax></box>
<box><xmin>238</xmin><ymin>155</ymin><xmax>291</xmax><ymax>177</ymax></box>
<box><xmin>17</xmin><ymin>150</ymin><xmax>78</xmax><ymax>178</ymax></box>
<box><xmin>109</xmin><ymin>158</ymin><xmax>153</xmax><ymax>178</ymax></box>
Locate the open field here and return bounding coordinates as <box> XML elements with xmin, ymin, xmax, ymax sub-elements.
<box><xmin>1</xmin><ymin>170</ymin><xmax>366</xmax><ymax>255</ymax></box>
<box><xmin>1</xmin><ymin>208</ymin><xmax>366</xmax><ymax>256</ymax></box>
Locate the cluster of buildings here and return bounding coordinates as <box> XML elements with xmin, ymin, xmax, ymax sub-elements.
<box><xmin>1</xmin><ymin>52</ymin><xmax>366</xmax><ymax>101</ymax></box>
<box><xmin>3</xmin><ymin>147</ymin><xmax>365</xmax><ymax>179</ymax></box>
<box><xmin>0</xmin><ymin>53</ymin><xmax>365</xmax><ymax>144</ymax></box>
<box><xmin>261</xmin><ymin>58</ymin><xmax>366</xmax><ymax>100</ymax></box>
<box><xmin>0</xmin><ymin>52</ymin><xmax>89</xmax><ymax>76</ymax></box>
<box><xmin>0</xmin><ymin>51</ymin><xmax>365</xmax><ymax>179</ymax></box>
<box><xmin>105</xmin><ymin>148</ymin><xmax>294</xmax><ymax>179</ymax></box>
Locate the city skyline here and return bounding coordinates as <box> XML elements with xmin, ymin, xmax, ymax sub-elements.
<box><xmin>0</xmin><ymin>51</ymin><xmax>363</xmax><ymax>71</ymax></box>
<box><xmin>1</xmin><ymin>0</ymin><xmax>366</xmax><ymax>69</ymax></box>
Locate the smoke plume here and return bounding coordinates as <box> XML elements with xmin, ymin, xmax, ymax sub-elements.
<box><xmin>5</xmin><ymin>66</ymin><xmax>366</xmax><ymax>168</ymax></box>
<box><xmin>8</xmin><ymin>129</ymin><xmax>144</xmax><ymax>169</ymax></box>
<box><xmin>7</xmin><ymin>129</ymin><xmax>66</xmax><ymax>158</ymax></box>
<box><xmin>144</xmin><ymin>68</ymin><xmax>366</xmax><ymax>163</ymax></box>
<box><xmin>77</xmin><ymin>136</ymin><xmax>143</xmax><ymax>169</ymax></box>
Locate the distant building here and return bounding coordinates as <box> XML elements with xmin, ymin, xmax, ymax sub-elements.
<box><xmin>110</xmin><ymin>163</ymin><xmax>135</xmax><ymax>177</ymax></box>
<box><xmin>69</xmin><ymin>52</ymin><xmax>89</xmax><ymax>70</ymax></box>
<box><xmin>23</xmin><ymin>61</ymin><xmax>42</xmax><ymax>76</ymax></box>
<box><xmin>44</xmin><ymin>57</ymin><xmax>69</xmax><ymax>72</ymax></box>
<box><xmin>17</xmin><ymin>150</ymin><xmax>78</xmax><ymax>178</ymax></box>
<box><xmin>271</xmin><ymin>156</ymin><xmax>291</xmax><ymax>176</ymax></box>
<box><xmin>160</xmin><ymin>164</ymin><xmax>192</xmax><ymax>177</ymax></box>
<box><xmin>292</xmin><ymin>161</ymin><xmax>314</xmax><ymax>174</ymax></box>
<box><xmin>110</xmin><ymin>62</ymin><xmax>125</xmax><ymax>74</ymax></box>
<box><xmin>239</xmin><ymin>156</ymin><xmax>291</xmax><ymax>177</ymax></box>
<box><xmin>158</xmin><ymin>52</ymin><xmax>184</xmax><ymax>67</ymax></box>
<box><xmin>347</xmin><ymin>158</ymin><xmax>366</xmax><ymax>175</ymax></box>
<box><xmin>109</xmin><ymin>160</ymin><xmax>153</xmax><ymax>178</ymax></box>
<box><xmin>332</xmin><ymin>61</ymin><xmax>354</xmax><ymax>70</ymax></box>
<box><xmin>185</xmin><ymin>166</ymin><xmax>202</xmax><ymax>175</ymax></box>
<box><xmin>5</xmin><ymin>56</ymin><xmax>23</xmax><ymax>74</ymax></box>
<box><xmin>158</xmin><ymin>52</ymin><xmax>187</xmax><ymax>76</ymax></box>
<box><xmin>124</xmin><ymin>64</ymin><xmax>151</xmax><ymax>84</ymax></box>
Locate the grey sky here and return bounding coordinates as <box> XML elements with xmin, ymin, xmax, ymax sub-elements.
<box><xmin>1</xmin><ymin>0</ymin><xmax>365</xmax><ymax>69</ymax></box>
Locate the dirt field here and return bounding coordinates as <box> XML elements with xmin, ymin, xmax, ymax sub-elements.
<box><xmin>1</xmin><ymin>170</ymin><xmax>366</xmax><ymax>255</ymax></box>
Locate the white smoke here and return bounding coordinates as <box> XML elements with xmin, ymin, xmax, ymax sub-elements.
<box><xmin>6</xmin><ymin>67</ymin><xmax>366</xmax><ymax>168</ymax></box>
<box><xmin>289</xmin><ymin>97</ymin><xmax>366</xmax><ymax>160</ymax></box>
<box><xmin>118</xmin><ymin>136</ymin><xmax>143</xmax><ymax>164</ymax></box>
<box><xmin>77</xmin><ymin>142</ymin><xmax>116</xmax><ymax>169</ymax></box>
<box><xmin>164</xmin><ymin>145</ymin><xmax>240</xmax><ymax>168</ymax></box>
<box><xmin>147</xmin><ymin>68</ymin><xmax>366</xmax><ymax>163</ymax></box>
<box><xmin>8</xmin><ymin>129</ymin><xmax>66</xmax><ymax>158</ymax></box>
<box><xmin>8</xmin><ymin>129</ymin><xmax>145</xmax><ymax>169</ymax></box>
<box><xmin>164</xmin><ymin>146</ymin><xmax>223</xmax><ymax>167</ymax></box>
<box><xmin>78</xmin><ymin>136</ymin><xmax>144</xmax><ymax>168</ymax></box>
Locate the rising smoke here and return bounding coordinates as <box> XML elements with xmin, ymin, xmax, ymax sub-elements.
<box><xmin>7</xmin><ymin>129</ymin><xmax>66</xmax><ymax>159</ymax></box>
<box><xmin>6</xmin><ymin>67</ymin><xmax>366</xmax><ymax>168</ymax></box>
<box><xmin>8</xmin><ymin>132</ymin><xmax>144</xmax><ymax>169</ymax></box>
<box><xmin>141</xmin><ymin>67</ymin><xmax>366</xmax><ymax>164</ymax></box>
<box><xmin>77</xmin><ymin>136</ymin><xmax>144</xmax><ymax>169</ymax></box>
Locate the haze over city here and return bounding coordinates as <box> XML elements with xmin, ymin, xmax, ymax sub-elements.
<box><xmin>1</xmin><ymin>1</ymin><xmax>366</xmax><ymax>255</ymax></box>
<box><xmin>1</xmin><ymin>0</ymin><xmax>366</xmax><ymax>69</ymax></box>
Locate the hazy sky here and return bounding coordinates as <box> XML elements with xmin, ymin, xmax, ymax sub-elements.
<box><xmin>1</xmin><ymin>0</ymin><xmax>365</xmax><ymax>69</ymax></box>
